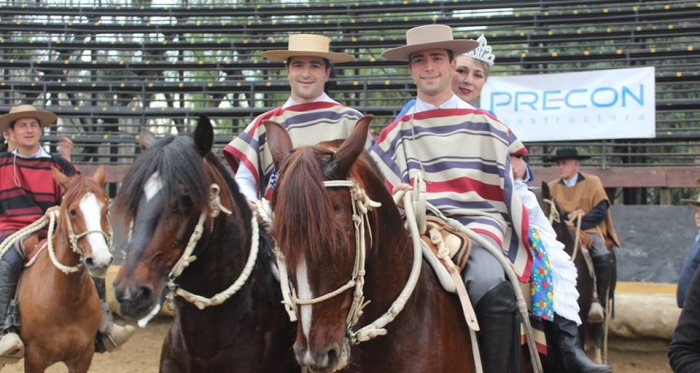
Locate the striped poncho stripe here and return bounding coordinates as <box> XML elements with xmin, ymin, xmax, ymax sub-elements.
<box><xmin>0</xmin><ymin>153</ymin><xmax>78</xmax><ymax>238</ymax></box>
<box><xmin>370</xmin><ymin>108</ymin><xmax>533</xmax><ymax>281</ymax></box>
<box><xmin>223</xmin><ymin>101</ymin><xmax>362</xmax><ymax>199</ymax></box>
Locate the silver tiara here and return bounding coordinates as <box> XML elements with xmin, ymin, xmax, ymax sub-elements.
<box><xmin>465</xmin><ymin>35</ymin><xmax>495</xmax><ymax>66</ymax></box>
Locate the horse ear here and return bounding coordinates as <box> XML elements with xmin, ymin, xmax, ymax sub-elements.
<box><xmin>262</xmin><ymin>120</ymin><xmax>293</xmax><ymax>171</ymax></box>
<box><xmin>52</xmin><ymin>167</ymin><xmax>71</xmax><ymax>191</ymax></box>
<box><xmin>541</xmin><ymin>181</ymin><xmax>551</xmax><ymax>199</ymax></box>
<box><xmin>139</xmin><ymin>128</ymin><xmax>157</xmax><ymax>151</ymax></box>
<box><xmin>93</xmin><ymin>165</ymin><xmax>106</xmax><ymax>186</ymax></box>
<box><xmin>330</xmin><ymin>115</ymin><xmax>373</xmax><ymax>176</ymax></box>
<box><xmin>194</xmin><ymin>115</ymin><xmax>214</xmax><ymax>156</ymax></box>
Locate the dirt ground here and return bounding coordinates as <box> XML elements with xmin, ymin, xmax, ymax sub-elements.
<box><xmin>2</xmin><ymin>316</ymin><xmax>672</xmax><ymax>373</ymax></box>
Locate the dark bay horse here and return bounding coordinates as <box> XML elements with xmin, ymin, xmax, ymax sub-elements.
<box><xmin>265</xmin><ymin>116</ymin><xmax>474</xmax><ymax>373</ymax></box>
<box><xmin>112</xmin><ymin>116</ymin><xmax>297</xmax><ymax>372</ymax></box>
<box><xmin>16</xmin><ymin>167</ymin><xmax>111</xmax><ymax>373</ymax></box>
<box><xmin>535</xmin><ymin>182</ymin><xmax>616</xmax><ymax>366</ymax></box>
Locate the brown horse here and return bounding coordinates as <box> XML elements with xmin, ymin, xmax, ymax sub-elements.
<box><xmin>112</xmin><ymin>116</ymin><xmax>297</xmax><ymax>372</ymax></box>
<box><xmin>16</xmin><ymin>166</ymin><xmax>111</xmax><ymax>373</ymax></box>
<box><xmin>536</xmin><ymin>182</ymin><xmax>616</xmax><ymax>367</ymax></box>
<box><xmin>265</xmin><ymin>116</ymin><xmax>474</xmax><ymax>373</ymax></box>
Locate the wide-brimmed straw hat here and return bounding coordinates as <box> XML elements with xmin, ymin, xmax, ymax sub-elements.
<box><xmin>543</xmin><ymin>148</ymin><xmax>592</xmax><ymax>162</ymax></box>
<box><xmin>0</xmin><ymin>104</ymin><xmax>57</xmax><ymax>132</ymax></box>
<box><xmin>261</xmin><ymin>34</ymin><xmax>354</xmax><ymax>64</ymax></box>
<box><xmin>682</xmin><ymin>195</ymin><xmax>700</xmax><ymax>206</ymax></box>
<box><xmin>381</xmin><ymin>24</ymin><xmax>479</xmax><ymax>62</ymax></box>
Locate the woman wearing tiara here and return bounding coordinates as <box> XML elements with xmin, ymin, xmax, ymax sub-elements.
<box><xmin>453</xmin><ymin>35</ymin><xmax>612</xmax><ymax>373</ymax></box>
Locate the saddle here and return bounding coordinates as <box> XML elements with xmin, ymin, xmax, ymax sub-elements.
<box><xmin>420</xmin><ymin>215</ymin><xmax>471</xmax><ymax>272</ymax></box>
<box><xmin>568</xmin><ymin>225</ymin><xmax>615</xmax><ymax>251</ymax></box>
<box><xmin>569</xmin><ymin>225</ymin><xmax>593</xmax><ymax>249</ymax></box>
<box><xmin>16</xmin><ymin>233</ymin><xmax>48</xmax><ymax>266</ymax></box>
<box><xmin>418</xmin><ymin>215</ymin><xmax>480</xmax><ymax>332</ymax></box>
<box><xmin>419</xmin><ymin>215</ymin><xmax>548</xmax><ymax>358</ymax></box>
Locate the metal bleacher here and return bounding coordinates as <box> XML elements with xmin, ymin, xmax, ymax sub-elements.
<box><xmin>0</xmin><ymin>0</ymin><xmax>699</xmax><ymax>199</ymax></box>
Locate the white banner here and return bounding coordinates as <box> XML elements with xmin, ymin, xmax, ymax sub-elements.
<box><xmin>480</xmin><ymin>67</ymin><xmax>656</xmax><ymax>142</ymax></box>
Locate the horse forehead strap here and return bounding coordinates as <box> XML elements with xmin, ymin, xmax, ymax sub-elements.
<box><xmin>324</xmin><ymin>179</ymin><xmax>382</xmax><ymax>213</ymax></box>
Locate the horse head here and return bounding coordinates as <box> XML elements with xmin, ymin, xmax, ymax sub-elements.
<box><xmin>52</xmin><ymin>166</ymin><xmax>113</xmax><ymax>277</ymax></box>
<box><xmin>113</xmin><ymin>116</ymin><xmax>235</xmax><ymax>320</ymax></box>
<box><xmin>266</xmin><ymin>115</ymin><xmax>381</xmax><ymax>372</ymax></box>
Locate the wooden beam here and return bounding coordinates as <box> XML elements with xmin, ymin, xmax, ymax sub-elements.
<box><xmin>531</xmin><ymin>166</ymin><xmax>700</xmax><ymax>188</ymax></box>
<box><xmin>83</xmin><ymin>164</ymin><xmax>700</xmax><ymax>188</ymax></box>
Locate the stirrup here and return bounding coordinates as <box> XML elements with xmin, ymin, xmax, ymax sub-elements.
<box><xmin>101</xmin><ymin>324</ymin><xmax>135</xmax><ymax>352</ymax></box>
<box><xmin>0</xmin><ymin>332</ymin><xmax>24</xmax><ymax>364</ymax></box>
<box><xmin>587</xmin><ymin>301</ymin><xmax>605</xmax><ymax>323</ymax></box>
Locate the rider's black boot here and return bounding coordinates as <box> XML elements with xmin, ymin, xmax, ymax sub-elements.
<box><xmin>476</xmin><ymin>281</ymin><xmax>517</xmax><ymax>373</ymax></box>
<box><xmin>589</xmin><ymin>253</ymin><xmax>613</xmax><ymax>323</ymax></box>
<box><xmin>0</xmin><ymin>249</ymin><xmax>24</xmax><ymax>362</ymax></box>
<box><xmin>553</xmin><ymin>315</ymin><xmax>612</xmax><ymax>373</ymax></box>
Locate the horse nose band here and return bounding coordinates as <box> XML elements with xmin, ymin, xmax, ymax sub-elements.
<box><xmin>47</xmin><ymin>209</ymin><xmax>114</xmax><ymax>274</ymax></box>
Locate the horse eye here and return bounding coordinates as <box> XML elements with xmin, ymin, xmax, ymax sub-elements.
<box><xmin>174</xmin><ymin>194</ymin><xmax>192</xmax><ymax>212</ymax></box>
<box><xmin>69</xmin><ymin>209</ymin><xmax>77</xmax><ymax>217</ymax></box>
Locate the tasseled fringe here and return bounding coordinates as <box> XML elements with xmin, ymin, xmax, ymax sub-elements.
<box><xmin>546</xmin><ymin>240</ymin><xmax>582</xmax><ymax>325</ymax></box>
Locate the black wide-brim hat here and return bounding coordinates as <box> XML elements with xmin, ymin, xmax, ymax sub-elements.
<box><xmin>543</xmin><ymin>148</ymin><xmax>592</xmax><ymax>162</ymax></box>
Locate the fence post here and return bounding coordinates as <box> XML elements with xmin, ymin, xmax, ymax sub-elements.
<box><xmin>660</xmin><ymin>188</ymin><xmax>671</xmax><ymax>206</ymax></box>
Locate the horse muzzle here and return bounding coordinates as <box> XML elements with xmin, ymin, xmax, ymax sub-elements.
<box><xmin>113</xmin><ymin>281</ymin><xmax>158</xmax><ymax>320</ymax></box>
<box><xmin>295</xmin><ymin>341</ymin><xmax>349</xmax><ymax>373</ymax></box>
<box><xmin>83</xmin><ymin>255</ymin><xmax>113</xmax><ymax>278</ymax></box>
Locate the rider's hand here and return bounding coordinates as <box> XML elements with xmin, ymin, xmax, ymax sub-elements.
<box><xmin>567</xmin><ymin>209</ymin><xmax>586</xmax><ymax>224</ymax></box>
<box><xmin>247</xmin><ymin>200</ymin><xmax>258</xmax><ymax>211</ymax></box>
<box><xmin>45</xmin><ymin>206</ymin><xmax>60</xmax><ymax>218</ymax></box>
<box><xmin>392</xmin><ymin>183</ymin><xmax>413</xmax><ymax>208</ymax></box>
<box><xmin>58</xmin><ymin>137</ymin><xmax>74</xmax><ymax>162</ymax></box>
<box><xmin>392</xmin><ymin>183</ymin><xmax>413</xmax><ymax>194</ymax></box>
<box><xmin>510</xmin><ymin>155</ymin><xmax>527</xmax><ymax>180</ymax></box>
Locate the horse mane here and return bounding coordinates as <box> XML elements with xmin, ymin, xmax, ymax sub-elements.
<box><xmin>203</xmin><ymin>151</ymin><xmax>280</xmax><ymax>300</ymax></box>
<box><xmin>203</xmin><ymin>151</ymin><xmax>252</xmax><ymax>224</ymax></box>
<box><xmin>114</xmin><ymin>135</ymin><xmax>210</xmax><ymax>224</ymax></box>
<box><xmin>273</xmin><ymin>145</ymin><xmax>352</xmax><ymax>268</ymax></box>
<box><xmin>534</xmin><ymin>186</ymin><xmax>576</xmax><ymax>251</ymax></box>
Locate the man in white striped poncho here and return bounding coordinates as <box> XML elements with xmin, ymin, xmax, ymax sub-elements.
<box><xmin>224</xmin><ymin>34</ymin><xmax>363</xmax><ymax>204</ymax></box>
<box><xmin>369</xmin><ymin>24</ymin><xmax>531</xmax><ymax>373</ymax></box>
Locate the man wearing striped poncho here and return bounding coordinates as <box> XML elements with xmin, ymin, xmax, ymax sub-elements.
<box><xmin>224</xmin><ymin>34</ymin><xmax>363</xmax><ymax>203</ymax></box>
<box><xmin>0</xmin><ymin>104</ymin><xmax>134</xmax><ymax>363</ymax></box>
<box><xmin>370</xmin><ymin>25</ymin><xmax>532</xmax><ymax>373</ymax></box>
